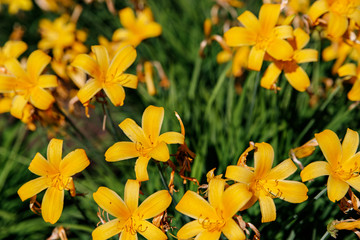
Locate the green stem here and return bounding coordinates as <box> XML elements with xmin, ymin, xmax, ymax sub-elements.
<box><xmin>104</xmin><ymin>103</ymin><xmax>121</xmax><ymax>141</ymax></box>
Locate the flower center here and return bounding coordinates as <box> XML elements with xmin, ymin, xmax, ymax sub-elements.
<box><xmin>121</xmin><ymin>215</ymin><xmax>147</xmax><ymax>235</ymax></box>
<box><xmin>251</xmin><ymin>179</ymin><xmax>284</xmax><ymax>199</ymax></box>
<box><xmin>198</xmin><ymin>214</ymin><xmax>226</xmax><ymax>232</ymax></box>
<box><xmin>48</xmin><ymin>173</ymin><xmax>70</xmax><ymax>191</ymax></box>
<box><xmin>333</xmin><ymin>163</ymin><xmax>360</xmax><ymax>181</ymax></box>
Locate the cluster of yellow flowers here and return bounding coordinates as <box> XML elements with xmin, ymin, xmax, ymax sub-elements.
<box><xmin>1</xmin><ymin>0</ymin><xmax>360</xmax><ymax>239</ymax></box>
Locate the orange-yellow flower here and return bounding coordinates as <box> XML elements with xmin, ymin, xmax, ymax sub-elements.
<box><xmin>226</xmin><ymin>142</ymin><xmax>308</xmax><ymax>222</ymax></box>
<box><xmin>71</xmin><ymin>45</ymin><xmax>138</xmax><ymax>107</ymax></box>
<box><xmin>224</xmin><ymin>4</ymin><xmax>293</xmax><ymax>71</ymax></box>
<box><xmin>176</xmin><ymin>178</ymin><xmax>252</xmax><ymax>240</ymax></box>
<box><xmin>0</xmin><ymin>50</ymin><xmax>57</xmax><ymax>119</ymax></box>
<box><xmin>1</xmin><ymin>0</ymin><xmax>32</xmax><ymax>14</ymax></box>
<box><xmin>112</xmin><ymin>7</ymin><xmax>162</xmax><ymax>47</ymax></box>
<box><xmin>17</xmin><ymin>138</ymin><xmax>90</xmax><ymax>224</ymax></box>
<box><xmin>308</xmin><ymin>0</ymin><xmax>360</xmax><ymax>38</ymax></box>
<box><xmin>0</xmin><ymin>40</ymin><xmax>27</xmax><ymax>67</ymax></box>
<box><xmin>92</xmin><ymin>180</ymin><xmax>171</xmax><ymax>240</ymax></box>
<box><xmin>322</xmin><ymin>38</ymin><xmax>353</xmax><ymax>75</ymax></box>
<box><xmin>105</xmin><ymin>105</ymin><xmax>184</xmax><ymax>181</ymax></box>
<box><xmin>261</xmin><ymin>28</ymin><xmax>318</xmax><ymax>91</ymax></box>
<box><xmin>301</xmin><ymin>129</ymin><xmax>360</xmax><ymax>202</ymax></box>
<box><xmin>338</xmin><ymin>63</ymin><xmax>360</xmax><ymax>101</ymax></box>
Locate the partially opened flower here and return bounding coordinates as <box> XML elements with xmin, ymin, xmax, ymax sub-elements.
<box><xmin>301</xmin><ymin>129</ymin><xmax>360</xmax><ymax>202</ymax></box>
<box><xmin>92</xmin><ymin>179</ymin><xmax>172</xmax><ymax>240</ymax></box>
<box><xmin>0</xmin><ymin>40</ymin><xmax>27</xmax><ymax>67</ymax></box>
<box><xmin>224</xmin><ymin>4</ymin><xmax>293</xmax><ymax>71</ymax></box>
<box><xmin>176</xmin><ymin>178</ymin><xmax>252</xmax><ymax>240</ymax></box>
<box><xmin>261</xmin><ymin>28</ymin><xmax>318</xmax><ymax>91</ymax></box>
<box><xmin>0</xmin><ymin>50</ymin><xmax>57</xmax><ymax>119</ymax></box>
<box><xmin>105</xmin><ymin>105</ymin><xmax>184</xmax><ymax>181</ymax></box>
<box><xmin>338</xmin><ymin>63</ymin><xmax>360</xmax><ymax>101</ymax></box>
<box><xmin>17</xmin><ymin>138</ymin><xmax>90</xmax><ymax>224</ymax></box>
<box><xmin>226</xmin><ymin>142</ymin><xmax>308</xmax><ymax>222</ymax></box>
<box><xmin>112</xmin><ymin>7</ymin><xmax>162</xmax><ymax>47</ymax></box>
<box><xmin>307</xmin><ymin>0</ymin><xmax>360</xmax><ymax>38</ymax></box>
<box><xmin>71</xmin><ymin>45</ymin><xmax>138</xmax><ymax>107</ymax></box>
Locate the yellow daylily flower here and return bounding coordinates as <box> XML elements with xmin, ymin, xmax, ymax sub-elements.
<box><xmin>17</xmin><ymin>138</ymin><xmax>90</xmax><ymax>224</ymax></box>
<box><xmin>308</xmin><ymin>0</ymin><xmax>360</xmax><ymax>38</ymax></box>
<box><xmin>301</xmin><ymin>129</ymin><xmax>360</xmax><ymax>202</ymax></box>
<box><xmin>112</xmin><ymin>7</ymin><xmax>162</xmax><ymax>47</ymax></box>
<box><xmin>322</xmin><ymin>38</ymin><xmax>353</xmax><ymax>75</ymax></box>
<box><xmin>224</xmin><ymin>4</ymin><xmax>293</xmax><ymax>71</ymax></box>
<box><xmin>288</xmin><ymin>0</ymin><xmax>310</xmax><ymax>14</ymax></box>
<box><xmin>226</xmin><ymin>142</ymin><xmax>308</xmax><ymax>222</ymax></box>
<box><xmin>261</xmin><ymin>28</ymin><xmax>318</xmax><ymax>91</ymax></box>
<box><xmin>1</xmin><ymin>0</ymin><xmax>32</xmax><ymax>14</ymax></box>
<box><xmin>0</xmin><ymin>50</ymin><xmax>58</xmax><ymax>119</ymax></box>
<box><xmin>0</xmin><ymin>40</ymin><xmax>27</xmax><ymax>67</ymax></box>
<box><xmin>176</xmin><ymin>178</ymin><xmax>252</xmax><ymax>240</ymax></box>
<box><xmin>71</xmin><ymin>45</ymin><xmax>138</xmax><ymax>107</ymax></box>
<box><xmin>338</xmin><ymin>63</ymin><xmax>360</xmax><ymax>101</ymax></box>
<box><xmin>38</xmin><ymin>14</ymin><xmax>77</xmax><ymax>60</ymax></box>
<box><xmin>92</xmin><ymin>179</ymin><xmax>172</xmax><ymax>240</ymax></box>
<box><xmin>105</xmin><ymin>105</ymin><xmax>184</xmax><ymax>181</ymax></box>
<box><xmin>217</xmin><ymin>47</ymin><xmax>250</xmax><ymax>77</ymax></box>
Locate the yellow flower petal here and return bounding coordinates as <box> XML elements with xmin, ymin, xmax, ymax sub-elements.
<box><xmin>293</xmin><ymin>28</ymin><xmax>309</xmax><ymax>50</ymax></box>
<box><xmin>0</xmin><ymin>75</ymin><xmax>17</xmax><ymax>92</ymax></box>
<box><xmin>248</xmin><ymin>47</ymin><xmax>265</xmax><ymax>71</ymax></box>
<box><xmin>38</xmin><ymin>75</ymin><xmax>58</xmax><ymax>88</ymax></box>
<box><xmin>114</xmin><ymin>73</ymin><xmax>138</xmax><ymax>89</ymax></box>
<box><xmin>17</xmin><ymin>176</ymin><xmax>48</xmax><ymax>201</ymax></box>
<box><xmin>177</xmin><ymin>220</ymin><xmax>203</xmax><ymax>239</ymax></box>
<box><xmin>135</xmin><ymin>156</ymin><xmax>151</xmax><ymax>181</ymax></box>
<box><xmin>307</xmin><ymin>0</ymin><xmax>328</xmax><ymax>22</ymax></box>
<box><xmin>346</xmin><ymin>176</ymin><xmax>360</xmax><ymax>193</ymax></box>
<box><xmin>142</xmin><ymin>105</ymin><xmax>164</xmax><ymax>144</ymax></box>
<box><xmin>27</xmin><ymin>50</ymin><xmax>51</xmax><ymax>80</ymax></box>
<box><xmin>77</xmin><ymin>78</ymin><xmax>102</xmax><ymax>104</ymax></box>
<box><xmin>294</xmin><ymin>49</ymin><xmax>318</xmax><ymax>64</ymax></box>
<box><xmin>93</xmin><ymin>187</ymin><xmax>130</xmax><ymax>219</ymax></box>
<box><xmin>327</xmin><ymin>12</ymin><xmax>348</xmax><ymax>38</ymax></box>
<box><xmin>29</xmin><ymin>152</ymin><xmax>55</xmax><ymax>176</ymax></box>
<box><xmin>41</xmin><ymin>187</ymin><xmax>64</xmax><ymax>224</ymax></box>
<box><xmin>29</xmin><ymin>87</ymin><xmax>55</xmax><ymax>110</ymax></box>
<box><xmin>119</xmin><ymin>230</ymin><xmax>136</xmax><ymax>240</ymax></box>
<box><xmin>225</xmin><ymin>165</ymin><xmax>254</xmax><ymax>183</ymax></box>
<box><xmin>136</xmin><ymin>190</ymin><xmax>171</xmax><ymax>220</ymax></box>
<box><xmin>335</xmin><ymin>220</ymin><xmax>360</xmax><ymax>231</ymax></box>
<box><xmin>119</xmin><ymin>7</ymin><xmax>136</xmax><ymax>29</ymax></box>
<box><xmin>143</xmin><ymin>22</ymin><xmax>162</xmax><ymax>39</ymax></box>
<box><xmin>71</xmin><ymin>54</ymin><xmax>100</xmax><ymax>78</ymax></box>
<box><xmin>267</xmin><ymin>38</ymin><xmax>293</xmax><ymax>61</ymax></box>
<box><xmin>260</xmin><ymin>62</ymin><xmax>282</xmax><ymax>89</ymax></box>
<box><xmin>10</xmin><ymin>95</ymin><xmax>27</xmax><ymax>119</ymax></box>
<box><xmin>222</xmin><ymin>183</ymin><xmax>252</xmax><ymax>220</ymax></box>
<box><xmin>284</xmin><ymin>65</ymin><xmax>310</xmax><ymax>92</ymax></box>
<box><xmin>315</xmin><ymin>129</ymin><xmax>342</xmax><ymax>167</ymax></box>
<box><xmin>0</xmin><ymin>97</ymin><xmax>11</xmax><ymax>113</ymax></box>
<box><xmin>5</xmin><ymin>58</ymin><xmax>26</xmax><ymax>78</ymax></box>
<box><xmin>149</xmin><ymin>141</ymin><xmax>170</xmax><ymax>162</ymax></box>
<box><xmin>273</xmin><ymin>25</ymin><xmax>293</xmax><ymax>39</ymax></box>
<box><xmin>338</xmin><ymin>63</ymin><xmax>357</xmax><ymax>77</ymax></box>
<box><xmin>92</xmin><ymin>45</ymin><xmax>109</xmax><ymax>74</ymax></box>
<box><xmin>265</xmin><ymin>180</ymin><xmax>308</xmax><ymax>203</ymax></box>
<box><xmin>266</xmin><ymin>158</ymin><xmax>297</xmax><ymax>180</ymax></box>
<box><xmin>237</xmin><ymin>11</ymin><xmax>260</xmax><ymax>32</ymax></box>
<box><xmin>222</xmin><ymin>218</ymin><xmax>246</xmax><ymax>240</ymax></box>
<box><xmin>103</xmin><ymin>83</ymin><xmax>125</xmax><ymax>106</ymax></box>
<box><xmin>224</xmin><ymin>27</ymin><xmax>256</xmax><ymax>47</ymax></box>
<box><xmin>327</xmin><ymin>175</ymin><xmax>349</xmax><ymax>202</ymax></box>
<box><xmin>158</xmin><ymin>132</ymin><xmax>184</xmax><ymax>144</ymax></box>
<box><xmin>348</xmin><ymin>79</ymin><xmax>360</xmax><ymax>101</ymax></box>
<box><xmin>108</xmin><ymin>45</ymin><xmax>137</xmax><ymax>80</ymax></box>
<box><xmin>259</xmin><ymin>4</ymin><xmax>281</xmax><ymax>36</ymax></box>
<box><xmin>124</xmin><ymin>179</ymin><xmax>139</xmax><ymax>213</ymax></box>
<box><xmin>259</xmin><ymin>193</ymin><xmax>276</xmax><ymax>222</ymax></box>
<box><xmin>300</xmin><ymin>161</ymin><xmax>331</xmax><ymax>181</ymax></box>
<box><xmin>254</xmin><ymin>142</ymin><xmax>274</xmax><ymax>178</ymax></box>
<box><xmin>208</xmin><ymin>178</ymin><xmax>225</xmax><ymax>210</ymax></box>
<box><xmin>47</xmin><ymin>138</ymin><xmax>63</xmax><ymax>168</ymax></box>
<box><xmin>92</xmin><ymin>219</ymin><xmax>123</xmax><ymax>240</ymax></box>
<box><xmin>105</xmin><ymin>142</ymin><xmax>139</xmax><ymax>162</ymax></box>
<box><xmin>3</xmin><ymin>41</ymin><xmax>27</xmax><ymax>60</ymax></box>
<box><xmin>138</xmin><ymin>220</ymin><xmax>168</xmax><ymax>240</ymax></box>
<box><xmin>342</xmin><ymin>128</ymin><xmax>359</xmax><ymax>162</ymax></box>
<box><xmin>176</xmin><ymin>190</ymin><xmax>218</xmax><ymax>220</ymax></box>
<box><xmin>195</xmin><ymin>229</ymin><xmax>221</xmax><ymax>240</ymax></box>
<box><xmin>60</xmin><ymin>149</ymin><xmax>89</xmax><ymax>177</ymax></box>
<box><xmin>119</xmin><ymin>118</ymin><xmax>150</xmax><ymax>146</ymax></box>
